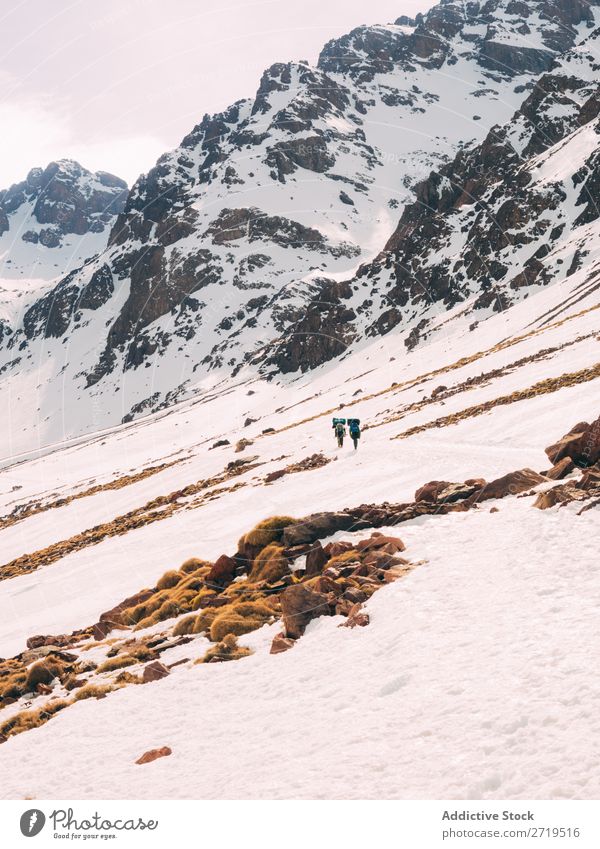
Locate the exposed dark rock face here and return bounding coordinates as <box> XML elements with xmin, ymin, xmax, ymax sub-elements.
<box><xmin>348</xmin><ymin>28</ymin><xmax>600</xmax><ymax>347</ymax></box>
<box><xmin>0</xmin><ymin>160</ymin><xmax>127</xmax><ymax>246</ymax></box>
<box><xmin>267</xmin><ymin>279</ymin><xmax>357</xmax><ymax>373</ymax></box>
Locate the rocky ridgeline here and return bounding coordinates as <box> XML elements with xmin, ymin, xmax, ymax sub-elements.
<box><xmin>0</xmin><ymin>160</ymin><xmax>127</xmax><ymax>245</ymax></box>
<box><xmin>1</xmin><ymin>0</ymin><xmax>596</xmax><ymax>434</ymax></box>
<box><xmin>327</xmin><ymin>24</ymin><xmax>600</xmax><ymax>352</ymax></box>
<box><xmin>1</xmin><ymin>413</ymin><xmax>597</xmax><ymax>744</ymax></box>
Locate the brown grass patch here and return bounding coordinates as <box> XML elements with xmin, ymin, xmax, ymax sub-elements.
<box><xmin>248</xmin><ymin>543</ymin><xmax>290</xmax><ymax>584</ymax></box>
<box><xmin>172</xmin><ymin>615</ymin><xmax>197</xmax><ymax>636</ymax></box>
<box><xmin>209</xmin><ymin>600</ymin><xmax>275</xmax><ymax>642</ymax></box>
<box><xmin>25</xmin><ymin>658</ymin><xmax>68</xmax><ymax>692</ymax></box>
<box><xmin>0</xmin><ymin>698</ymin><xmax>70</xmax><ymax>740</ymax></box>
<box><xmin>73</xmin><ymin>684</ymin><xmax>113</xmax><ymax>701</ymax></box>
<box><xmin>156</xmin><ymin>570</ymin><xmax>182</xmax><ymax>590</ymax></box>
<box><xmin>198</xmin><ymin>634</ymin><xmax>252</xmax><ymax>664</ymax></box>
<box><xmin>394</xmin><ymin>362</ymin><xmax>600</xmax><ymax>440</ymax></box>
<box><xmin>240</xmin><ymin>516</ymin><xmax>296</xmax><ymax>550</ymax></box>
<box><xmin>96</xmin><ymin>655</ymin><xmax>138</xmax><ymax>674</ymax></box>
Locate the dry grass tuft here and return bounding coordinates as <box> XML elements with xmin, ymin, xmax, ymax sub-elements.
<box><xmin>73</xmin><ymin>683</ymin><xmax>113</xmax><ymax>701</ymax></box>
<box><xmin>326</xmin><ymin>550</ymin><xmax>360</xmax><ymax>567</ymax></box>
<box><xmin>192</xmin><ymin>608</ymin><xmax>220</xmax><ymax>635</ymax></box>
<box><xmin>0</xmin><ymin>698</ymin><xmax>70</xmax><ymax>740</ymax></box>
<box><xmin>25</xmin><ymin>658</ymin><xmax>68</xmax><ymax>692</ymax></box>
<box><xmin>114</xmin><ymin>671</ymin><xmax>143</xmax><ymax>685</ymax></box>
<box><xmin>96</xmin><ymin>655</ymin><xmax>138</xmax><ymax>674</ymax></box>
<box><xmin>172</xmin><ymin>615</ymin><xmax>197</xmax><ymax>636</ymax></box>
<box><xmin>180</xmin><ymin>558</ymin><xmax>212</xmax><ymax>574</ymax></box>
<box><xmin>239</xmin><ymin>516</ymin><xmax>295</xmax><ymax>551</ymax></box>
<box><xmin>198</xmin><ymin>634</ymin><xmax>252</xmax><ymax>664</ymax></box>
<box><xmin>209</xmin><ymin>600</ymin><xmax>274</xmax><ymax>642</ymax></box>
<box><xmin>156</xmin><ymin>570</ymin><xmax>182</xmax><ymax>591</ymax></box>
<box><xmin>248</xmin><ymin>543</ymin><xmax>290</xmax><ymax>584</ymax></box>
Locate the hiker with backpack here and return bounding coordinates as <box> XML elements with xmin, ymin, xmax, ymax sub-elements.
<box><xmin>348</xmin><ymin>418</ymin><xmax>361</xmax><ymax>450</ymax></box>
<box><xmin>332</xmin><ymin>417</ymin><xmax>346</xmax><ymax>448</ymax></box>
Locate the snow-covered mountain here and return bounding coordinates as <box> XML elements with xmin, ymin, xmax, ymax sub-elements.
<box><xmin>0</xmin><ymin>0</ymin><xmax>597</xmax><ymax>454</ymax></box>
<box><xmin>0</xmin><ymin>160</ymin><xmax>127</xmax><ymax>326</ymax></box>
<box><xmin>332</xmin><ymin>22</ymin><xmax>600</xmax><ymax>354</ymax></box>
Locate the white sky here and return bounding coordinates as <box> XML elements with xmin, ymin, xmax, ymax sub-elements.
<box><xmin>0</xmin><ymin>0</ymin><xmax>431</xmax><ymax>188</ymax></box>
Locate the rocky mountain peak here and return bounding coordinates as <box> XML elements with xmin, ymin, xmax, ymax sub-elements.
<box><xmin>0</xmin><ymin>159</ymin><xmax>127</xmax><ymax>246</ymax></box>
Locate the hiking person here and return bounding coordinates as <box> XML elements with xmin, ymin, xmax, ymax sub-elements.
<box><xmin>348</xmin><ymin>418</ymin><xmax>361</xmax><ymax>450</ymax></box>
<box><xmin>332</xmin><ymin>418</ymin><xmax>346</xmax><ymax>448</ymax></box>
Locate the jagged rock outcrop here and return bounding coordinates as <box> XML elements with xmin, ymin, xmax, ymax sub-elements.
<box><xmin>346</xmin><ymin>22</ymin><xmax>600</xmax><ymax>351</ymax></box>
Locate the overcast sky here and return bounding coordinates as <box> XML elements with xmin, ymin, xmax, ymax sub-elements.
<box><xmin>1</xmin><ymin>0</ymin><xmax>432</xmax><ymax>188</ymax></box>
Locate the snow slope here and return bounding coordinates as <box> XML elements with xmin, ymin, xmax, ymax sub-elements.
<box><xmin>0</xmin><ymin>263</ymin><xmax>597</xmax><ymax>799</ymax></box>
<box><xmin>2</xmin><ymin>499</ymin><xmax>598</xmax><ymax>800</ymax></box>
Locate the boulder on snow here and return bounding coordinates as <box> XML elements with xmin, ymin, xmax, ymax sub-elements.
<box><xmin>362</xmin><ymin>549</ymin><xmax>408</xmax><ymax>569</ymax></box>
<box><xmin>472</xmin><ymin>468</ymin><xmax>546</xmax><ymax>502</ymax></box>
<box><xmin>135</xmin><ymin>746</ymin><xmax>172</xmax><ymax>765</ymax></box>
<box><xmin>280</xmin><ymin>584</ymin><xmax>331</xmax><ymax>639</ymax></box>
<box><xmin>270</xmin><ymin>633</ymin><xmax>295</xmax><ymax>654</ymax></box>
<box><xmin>356</xmin><ymin>534</ymin><xmax>405</xmax><ymax>553</ymax></box>
<box><xmin>323</xmin><ymin>540</ymin><xmax>354</xmax><ymax>557</ymax></box>
<box><xmin>340</xmin><ymin>603</ymin><xmax>370</xmax><ymax>628</ymax></box>
<box><xmin>142</xmin><ymin>661</ymin><xmax>170</xmax><ymax>683</ymax></box>
<box><xmin>92</xmin><ymin>621</ymin><xmax>112</xmax><ymax>641</ymax></box>
<box><xmin>206</xmin><ymin>554</ymin><xmax>237</xmax><ymax>586</ymax></box>
<box><xmin>414</xmin><ymin>480</ymin><xmax>451</xmax><ymax>502</ymax></box>
<box><xmin>282</xmin><ymin>512</ymin><xmax>362</xmax><ymax>547</ymax></box>
<box><xmin>536</xmin><ymin>466</ymin><xmax>600</xmax><ymax>509</ymax></box>
<box><xmin>98</xmin><ymin>588</ymin><xmax>156</xmax><ymax>632</ymax></box>
<box><xmin>304</xmin><ymin>542</ymin><xmax>329</xmax><ymax>576</ymax></box>
<box><xmin>545</xmin><ymin>417</ymin><xmax>600</xmax><ymax>467</ymax></box>
<box><xmin>543</xmin><ymin>456</ymin><xmax>575</xmax><ymax>480</ymax></box>
<box><xmin>26</xmin><ymin>634</ymin><xmax>72</xmax><ymax>650</ymax></box>
<box><xmin>415</xmin><ymin>480</ymin><xmax>479</xmax><ymax>503</ymax></box>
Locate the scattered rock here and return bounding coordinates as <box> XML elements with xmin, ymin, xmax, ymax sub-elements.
<box><xmin>323</xmin><ymin>540</ymin><xmax>354</xmax><ymax>557</ymax></box>
<box><xmin>26</xmin><ymin>634</ymin><xmax>72</xmax><ymax>650</ymax></box>
<box><xmin>356</xmin><ymin>534</ymin><xmax>405</xmax><ymax>553</ymax></box>
<box><xmin>472</xmin><ymin>468</ymin><xmax>546</xmax><ymax>502</ymax></box>
<box><xmin>98</xmin><ymin>588</ymin><xmax>156</xmax><ymax>632</ymax></box>
<box><xmin>210</xmin><ymin>439</ymin><xmax>230</xmax><ymax>449</ymax></box>
<box><xmin>206</xmin><ymin>554</ymin><xmax>237</xmax><ymax>586</ymax></box>
<box><xmin>264</xmin><ymin>468</ymin><xmax>286</xmax><ymax>483</ymax></box>
<box><xmin>282</xmin><ymin>511</ymin><xmax>363</xmax><ymax>546</ymax></box>
<box><xmin>142</xmin><ymin>661</ymin><xmax>170</xmax><ymax>683</ymax></box>
<box><xmin>92</xmin><ymin>621</ymin><xmax>112</xmax><ymax>641</ymax></box>
<box><xmin>534</xmin><ymin>466</ymin><xmax>600</xmax><ymax>510</ymax></box>
<box><xmin>415</xmin><ymin>480</ymin><xmax>481</xmax><ymax>503</ymax></box>
<box><xmin>545</xmin><ymin>417</ymin><xmax>600</xmax><ymax>467</ymax></box>
<box><xmin>340</xmin><ymin>603</ymin><xmax>370</xmax><ymax>628</ymax></box>
<box><xmin>305</xmin><ymin>542</ymin><xmax>329</xmax><ymax>577</ymax></box>
<box><xmin>280</xmin><ymin>584</ymin><xmax>330</xmax><ymax>639</ymax></box>
<box><xmin>136</xmin><ymin>746</ymin><xmax>172</xmax><ymax>765</ymax></box>
<box><xmin>543</xmin><ymin>456</ymin><xmax>575</xmax><ymax>480</ymax></box>
<box><xmin>415</xmin><ymin>480</ymin><xmax>451</xmax><ymax>502</ymax></box>
<box><xmin>270</xmin><ymin>633</ymin><xmax>295</xmax><ymax>654</ymax></box>
<box><xmin>235</xmin><ymin>438</ymin><xmax>253</xmax><ymax>453</ymax></box>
